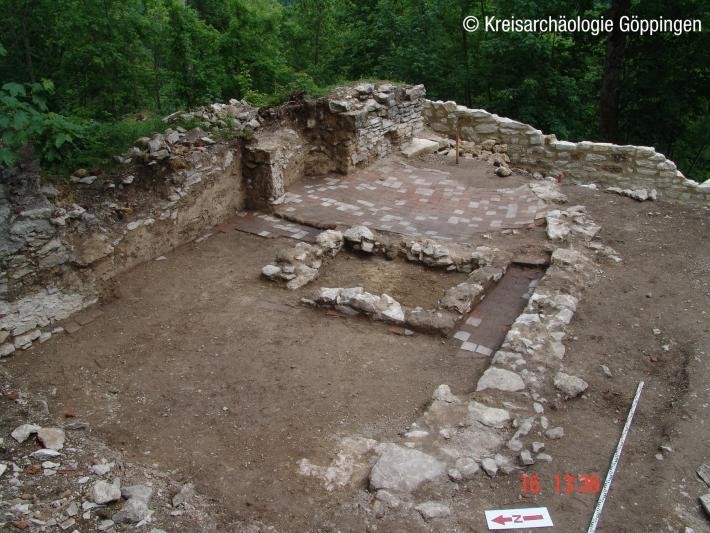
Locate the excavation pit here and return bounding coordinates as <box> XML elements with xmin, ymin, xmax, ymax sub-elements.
<box><xmin>3</xmin><ymin>81</ymin><xmax>705</xmax><ymax>532</ymax></box>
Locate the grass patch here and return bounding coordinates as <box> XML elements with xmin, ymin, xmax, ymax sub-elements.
<box><xmin>47</xmin><ymin>115</ymin><xmax>166</xmax><ymax>177</ymax></box>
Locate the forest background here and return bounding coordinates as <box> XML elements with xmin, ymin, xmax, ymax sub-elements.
<box><xmin>0</xmin><ymin>0</ymin><xmax>707</xmax><ymax>182</ymax></box>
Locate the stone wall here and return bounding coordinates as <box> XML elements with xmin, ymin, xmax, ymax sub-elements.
<box><xmin>326</xmin><ymin>83</ymin><xmax>425</xmax><ymax>169</ymax></box>
<box><xmin>243</xmin><ymin>83</ymin><xmax>425</xmax><ymax>206</ymax></box>
<box><xmin>423</xmin><ymin>100</ymin><xmax>710</xmax><ymax>205</ymax></box>
<box><xmin>242</xmin><ymin>127</ymin><xmax>308</xmax><ymax>206</ymax></box>
<box><xmin>1</xmin><ymin>141</ymin><xmax>243</xmax><ymax>356</ymax></box>
<box><xmin>1</xmin><ymin>81</ymin><xmax>426</xmax><ymax>354</ymax></box>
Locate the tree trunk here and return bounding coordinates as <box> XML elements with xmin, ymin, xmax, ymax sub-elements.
<box><xmin>19</xmin><ymin>4</ymin><xmax>35</xmax><ymax>83</ymax></box>
<box><xmin>153</xmin><ymin>53</ymin><xmax>162</xmax><ymax>113</ymax></box>
<box><xmin>599</xmin><ymin>0</ymin><xmax>630</xmax><ymax>142</ymax></box>
<box><xmin>458</xmin><ymin>9</ymin><xmax>471</xmax><ymax>107</ymax></box>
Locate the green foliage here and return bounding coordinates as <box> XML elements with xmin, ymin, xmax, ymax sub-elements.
<box><xmin>617</xmin><ymin>0</ymin><xmax>709</xmax><ymax>182</ymax></box>
<box><xmin>0</xmin><ymin>0</ymin><xmax>706</xmax><ymax>181</ymax></box>
<box><xmin>165</xmin><ymin>1</ymin><xmax>225</xmax><ymax>108</ymax></box>
<box><xmin>0</xmin><ymin>79</ymin><xmax>84</xmax><ymax>166</ymax></box>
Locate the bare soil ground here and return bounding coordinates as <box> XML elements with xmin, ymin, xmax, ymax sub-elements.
<box><xmin>4</xmin><ymin>231</ymin><xmax>489</xmax><ymax>530</ymax></box>
<box><xmin>459</xmin><ymin>185</ymin><xmax>710</xmax><ymax>532</ymax></box>
<box><xmin>315</xmin><ymin>253</ymin><xmax>467</xmax><ymax>308</ymax></box>
<box><xmin>2</xmin><ymin>171</ymin><xmax>709</xmax><ymax>532</ymax></box>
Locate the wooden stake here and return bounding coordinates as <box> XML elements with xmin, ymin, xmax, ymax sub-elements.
<box><xmin>456</xmin><ymin>123</ymin><xmax>460</xmax><ymax>165</ymax></box>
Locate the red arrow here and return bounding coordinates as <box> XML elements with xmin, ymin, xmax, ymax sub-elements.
<box><xmin>492</xmin><ymin>515</ymin><xmax>512</xmax><ymax>525</ymax></box>
<box><xmin>523</xmin><ymin>514</ymin><xmax>544</xmax><ymax>521</ymax></box>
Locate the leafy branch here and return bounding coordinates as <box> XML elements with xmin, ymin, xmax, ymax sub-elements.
<box><xmin>0</xmin><ymin>77</ymin><xmax>85</xmax><ymax>166</ymax></box>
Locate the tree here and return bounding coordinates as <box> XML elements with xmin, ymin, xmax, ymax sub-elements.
<box><xmin>617</xmin><ymin>0</ymin><xmax>709</xmax><ymax>181</ymax></box>
<box><xmin>599</xmin><ymin>0</ymin><xmax>630</xmax><ymax>142</ymax></box>
<box><xmin>140</xmin><ymin>0</ymin><xmax>172</xmax><ymax>112</ymax></box>
<box><xmin>165</xmin><ymin>1</ymin><xmax>224</xmax><ymax>109</ymax></box>
<box><xmin>0</xmin><ymin>0</ymin><xmax>705</xmax><ymax>181</ymax></box>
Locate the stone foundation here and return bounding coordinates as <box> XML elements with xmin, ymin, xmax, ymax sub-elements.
<box><xmin>5</xmin><ymin>82</ymin><xmax>703</xmax><ymax>356</ymax></box>
<box><xmin>1</xmin><ymin>82</ymin><xmax>425</xmax><ymax>355</ymax></box>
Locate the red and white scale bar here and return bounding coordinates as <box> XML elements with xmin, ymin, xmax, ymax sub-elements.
<box><xmin>485</xmin><ymin>507</ymin><xmax>553</xmax><ymax>530</ymax></box>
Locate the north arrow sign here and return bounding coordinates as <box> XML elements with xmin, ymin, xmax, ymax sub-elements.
<box><xmin>485</xmin><ymin>507</ymin><xmax>553</xmax><ymax>530</ymax></box>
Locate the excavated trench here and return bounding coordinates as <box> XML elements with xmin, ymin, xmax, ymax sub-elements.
<box><xmin>452</xmin><ymin>264</ymin><xmax>545</xmax><ymax>356</ymax></box>
<box><xmin>4</xmin><ymin>220</ymin><xmax>552</xmax><ymax>528</ymax></box>
<box><xmin>1</xmin><ymin>140</ymin><xmax>558</xmax><ymax>530</ymax></box>
<box><xmin>3</xmin><ymin>230</ymin><xmax>484</xmax><ymax>528</ymax></box>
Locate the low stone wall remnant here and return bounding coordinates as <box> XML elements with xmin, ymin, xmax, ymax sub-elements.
<box><xmin>1</xmin><ymin>140</ymin><xmax>243</xmax><ymax>356</ymax></box>
<box><xmin>423</xmin><ymin>100</ymin><xmax>709</xmax><ymax>205</ymax></box>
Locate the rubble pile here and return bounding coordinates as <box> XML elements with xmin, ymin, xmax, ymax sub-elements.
<box><xmin>403</xmin><ymin>239</ymin><xmax>468</xmax><ymax>270</ymax></box>
<box><xmin>530</xmin><ymin>178</ymin><xmax>568</xmax><ymax>204</ymax></box>
<box><xmin>261</xmin><ymin>241</ymin><xmax>325</xmax><ymax>290</ymax></box>
<box><xmin>0</xmin><ymin>374</ymin><xmax>218</xmax><ymax>532</ymax></box>
<box><xmin>315</xmin><ymin>287</ymin><xmax>405</xmax><ymax>324</ymax></box>
<box><xmin>428</xmin><ymin>137</ymin><xmax>514</xmax><ymax>176</ymax></box>
<box><xmin>545</xmin><ymin>205</ymin><xmax>601</xmax><ymax>242</ymax></box>
<box><xmin>606</xmin><ymin>186</ymin><xmax>658</xmax><ymax>201</ymax></box>
<box><xmin>163</xmin><ymin>100</ymin><xmax>261</xmax><ymax>134</ymax></box>
<box><xmin>124</xmin><ymin>127</ymin><xmax>218</xmax><ymax>167</ymax></box>
<box><xmin>342</xmin><ymin>225</ymin><xmax>386</xmax><ymax>254</ymax></box>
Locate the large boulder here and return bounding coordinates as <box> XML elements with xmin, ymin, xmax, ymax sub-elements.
<box><xmin>476</xmin><ymin>367</ymin><xmax>526</xmax><ymax>392</ymax></box>
<box><xmin>369</xmin><ymin>444</ymin><xmax>446</xmax><ymax>493</ymax></box>
<box><xmin>554</xmin><ymin>371</ymin><xmax>588</xmax><ymax>397</ymax></box>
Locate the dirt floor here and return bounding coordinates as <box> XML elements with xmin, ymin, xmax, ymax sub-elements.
<box><xmin>2</xmin><ymin>170</ymin><xmax>709</xmax><ymax>532</ymax></box>
<box><xmin>4</xmin><ymin>230</ymin><xmax>490</xmax><ymax>530</ymax></box>
<box><xmin>314</xmin><ymin>253</ymin><xmax>467</xmax><ymax>308</ymax></box>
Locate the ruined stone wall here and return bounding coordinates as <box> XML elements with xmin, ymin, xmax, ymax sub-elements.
<box><xmin>329</xmin><ymin>83</ymin><xmax>425</xmax><ymax>168</ymax></box>
<box><xmin>423</xmin><ymin>100</ymin><xmax>710</xmax><ymax>205</ymax></box>
<box><xmin>2</xmin><ymin>83</ymin><xmax>428</xmax><ymax>353</ymax></box>
<box><xmin>242</xmin><ymin>127</ymin><xmax>308</xmax><ymax>206</ymax></box>
<box><xmin>1</xmin><ymin>141</ymin><xmax>243</xmax><ymax>356</ymax></box>
<box><xmin>243</xmin><ymin>83</ymin><xmax>425</xmax><ymax>206</ymax></box>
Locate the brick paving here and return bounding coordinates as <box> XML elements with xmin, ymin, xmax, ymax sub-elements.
<box><xmin>232</xmin><ymin>211</ymin><xmax>320</xmax><ymax>242</ymax></box>
<box><xmin>273</xmin><ymin>159</ymin><xmax>546</xmax><ymax>241</ymax></box>
<box><xmin>452</xmin><ymin>266</ymin><xmax>542</xmax><ymax>358</ymax></box>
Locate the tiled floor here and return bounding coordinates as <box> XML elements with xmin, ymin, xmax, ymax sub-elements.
<box><xmin>231</xmin><ymin>211</ymin><xmax>320</xmax><ymax>242</ymax></box>
<box><xmin>274</xmin><ymin>160</ymin><xmax>546</xmax><ymax>240</ymax></box>
<box><xmin>452</xmin><ymin>266</ymin><xmax>542</xmax><ymax>357</ymax></box>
